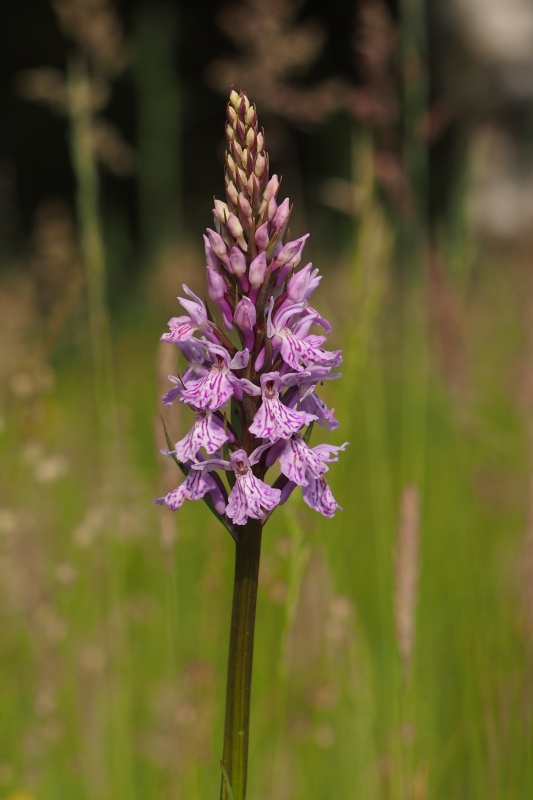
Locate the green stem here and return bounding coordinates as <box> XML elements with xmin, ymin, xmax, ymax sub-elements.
<box><xmin>220</xmin><ymin>519</ymin><xmax>263</xmax><ymax>800</ymax></box>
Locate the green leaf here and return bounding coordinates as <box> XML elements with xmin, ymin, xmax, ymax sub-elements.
<box><xmin>303</xmin><ymin>420</ymin><xmax>314</xmax><ymax>444</ymax></box>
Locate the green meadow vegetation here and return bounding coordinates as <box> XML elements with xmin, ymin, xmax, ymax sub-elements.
<box><xmin>1</xmin><ymin>5</ymin><xmax>533</xmax><ymax>799</ymax></box>
<box><xmin>2</xmin><ymin>164</ymin><xmax>532</xmax><ymax>799</ymax></box>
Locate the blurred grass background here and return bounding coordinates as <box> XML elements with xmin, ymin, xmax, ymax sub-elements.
<box><xmin>1</xmin><ymin>0</ymin><xmax>533</xmax><ymax>798</ymax></box>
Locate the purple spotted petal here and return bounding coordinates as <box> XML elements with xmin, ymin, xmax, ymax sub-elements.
<box><xmin>161</xmin><ymin>315</ymin><xmax>199</xmax><ymax>344</ymax></box>
<box><xmin>154</xmin><ymin>469</ymin><xmax>224</xmax><ymax>511</ymax></box>
<box><xmin>225</xmin><ymin>474</ymin><xmax>278</xmax><ymax>525</ymax></box>
<box><xmin>249</xmin><ymin>393</ymin><xmax>316</xmax><ymax>440</ymax></box>
<box><xmin>267</xmin><ymin>300</ymin><xmax>340</xmax><ymax>371</ymax></box>
<box><xmin>249</xmin><ymin>372</ymin><xmax>316</xmax><ymax>441</ymax></box>
<box><xmin>174</xmin><ymin>409</ymin><xmax>229</xmax><ymax>461</ymax></box>
<box><xmin>160</xmin><ymin>289</ymin><xmax>212</xmax><ymax>344</ymax></box>
<box><xmin>180</xmin><ymin>366</ymin><xmax>234</xmax><ymax>410</ymax></box>
<box><xmin>279</xmin><ymin>436</ymin><xmax>329</xmax><ymax>486</ymax></box>
<box><xmin>178</xmin><ymin>347</ymin><xmax>251</xmax><ymax>410</ymax></box>
<box><xmin>225</xmin><ymin>451</ymin><xmax>281</xmax><ymax>525</ymax></box>
<box><xmin>312</xmin><ymin>441</ymin><xmax>349</xmax><ymax>462</ymax></box>
<box><xmin>279</xmin><ymin>332</ymin><xmax>342</xmax><ymax>371</ymax></box>
<box><xmin>302</xmin><ymin>476</ymin><xmax>342</xmax><ymax>517</ymax></box>
<box><xmin>298</xmin><ymin>392</ymin><xmax>340</xmax><ymax>430</ymax></box>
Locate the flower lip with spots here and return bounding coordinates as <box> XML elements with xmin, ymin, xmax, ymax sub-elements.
<box><xmin>225</xmin><ymin>450</ymin><xmax>281</xmax><ymax>526</ymax></box>
<box><xmin>248</xmin><ymin>372</ymin><xmax>317</xmax><ymax>443</ymax></box>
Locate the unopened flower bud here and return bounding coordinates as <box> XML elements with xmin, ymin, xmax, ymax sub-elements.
<box><xmin>238</xmin><ymin>193</ymin><xmax>252</xmax><ymax>220</ymax></box>
<box><xmin>247</xmin><ymin>174</ymin><xmax>259</xmax><ymax>207</ymax></box>
<box><xmin>204</xmin><ymin>234</ymin><xmax>221</xmax><ymax>270</ymax></box>
<box><xmin>245</xmin><ymin>104</ymin><xmax>255</xmax><ymax>126</ymax></box>
<box><xmin>206</xmin><ymin>266</ymin><xmax>233</xmax><ymax>328</ymax></box>
<box><xmin>276</xmin><ymin>233</ymin><xmax>309</xmax><ymax>268</ymax></box>
<box><xmin>255</xmin><ymin>221</ymin><xmax>270</xmax><ymax>250</ymax></box>
<box><xmin>246</xmin><ymin>173</ymin><xmax>258</xmax><ymax>195</ymax></box>
<box><xmin>246</xmin><ymin>127</ymin><xmax>255</xmax><ymax>148</ymax></box>
<box><xmin>206</xmin><ymin>228</ymin><xmax>228</xmax><ymax>260</ymax></box>
<box><xmin>267</xmin><ymin>196</ymin><xmax>278</xmax><ymax>222</ymax></box>
<box><xmin>227</xmin><ymin>213</ymin><xmax>244</xmax><ymax>240</ymax></box>
<box><xmin>249</xmin><ymin>251</ymin><xmax>267</xmax><ymax>288</ymax></box>
<box><xmin>226</xmin><ymin>180</ymin><xmax>239</xmax><ymax>206</ymax></box>
<box><xmin>229</xmin><ymin>246</ymin><xmax>247</xmax><ymax>277</ymax></box>
<box><xmin>254</xmin><ymin>152</ymin><xmax>266</xmax><ymax>178</ymax></box>
<box><xmin>214</xmin><ymin>199</ymin><xmax>229</xmax><ymax>223</ymax></box>
<box><xmin>226</xmin><ymin>153</ymin><xmax>236</xmax><ymax>180</ymax></box>
<box><xmin>272</xmin><ymin>197</ymin><xmax>290</xmax><ymax>230</ymax></box>
<box><xmin>206</xmin><ymin>265</ymin><xmax>225</xmax><ymax>301</ymax></box>
<box><xmin>237</xmin><ymin>167</ymin><xmax>247</xmax><ymax>190</ymax></box>
<box><xmin>232</xmin><ymin>140</ymin><xmax>243</xmax><ymax>162</ymax></box>
<box><xmin>236</xmin><ymin>119</ymin><xmax>246</xmax><ymax>143</ymax></box>
<box><xmin>234</xmin><ymin>296</ymin><xmax>256</xmax><ymax>350</ymax></box>
<box><xmin>264</xmin><ymin>174</ymin><xmax>279</xmax><ymax>200</ymax></box>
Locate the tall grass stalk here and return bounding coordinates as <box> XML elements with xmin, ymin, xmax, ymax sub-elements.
<box><xmin>67</xmin><ymin>59</ymin><xmax>118</xmax><ymax>464</ymax></box>
<box><xmin>394</xmin><ymin>485</ymin><xmax>420</xmax><ymax>683</ymax></box>
<box><xmin>400</xmin><ymin>0</ymin><xmax>430</xmax><ymax>486</ymax></box>
<box><xmin>269</xmin><ymin>505</ymin><xmax>310</xmax><ymax>797</ymax></box>
<box><xmin>394</xmin><ymin>484</ymin><xmax>421</xmax><ymax>800</ymax></box>
<box><xmin>343</xmin><ymin>130</ymin><xmax>390</xmax><ymax>385</ymax></box>
<box><xmin>135</xmin><ymin>1</ymin><xmax>183</xmax><ymax>254</ymax></box>
<box><xmin>67</xmin><ymin>59</ymin><xmax>135</xmax><ymax>799</ymax></box>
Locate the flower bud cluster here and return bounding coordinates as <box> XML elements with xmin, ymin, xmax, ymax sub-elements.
<box><xmin>156</xmin><ymin>90</ymin><xmax>347</xmax><ymax>530</ymax></box>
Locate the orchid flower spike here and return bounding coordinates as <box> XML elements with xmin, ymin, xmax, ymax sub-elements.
<box><xmin>156</xmin><ymin>90</ymin><xmax>347</xmax><ymax>531</ymax></box>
